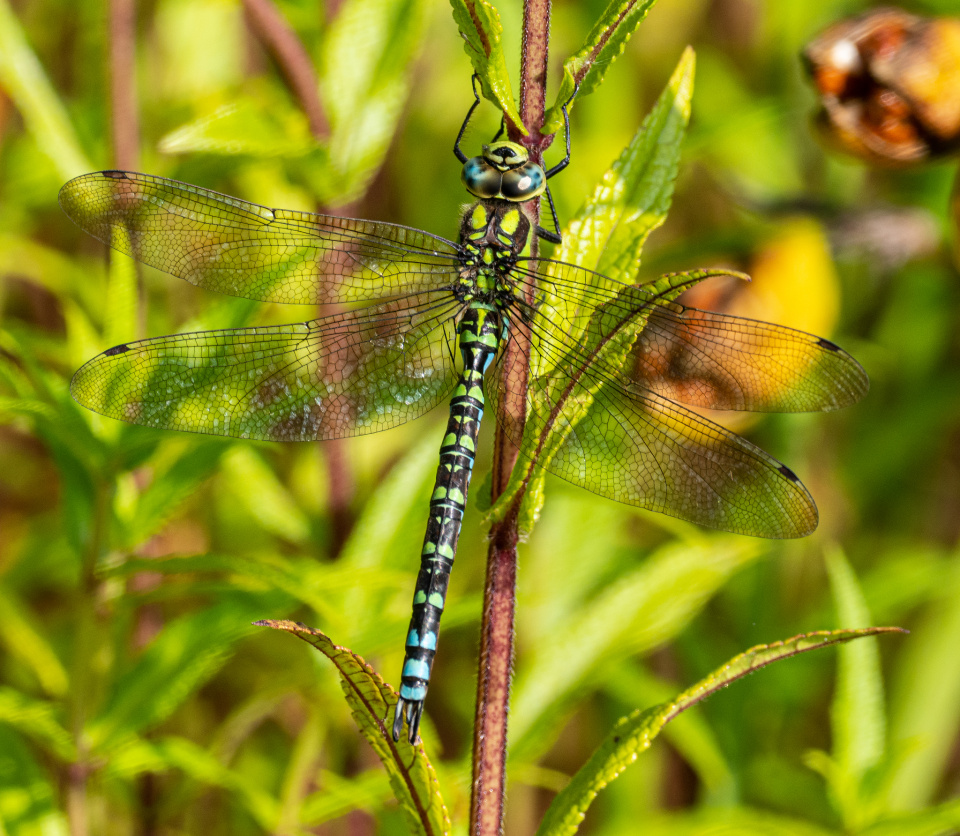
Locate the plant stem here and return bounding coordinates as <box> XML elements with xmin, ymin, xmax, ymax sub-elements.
<box><xmin>469</xmin><ymin>1</ymin><xmax>551</xmax><ymax>833</ymax></box>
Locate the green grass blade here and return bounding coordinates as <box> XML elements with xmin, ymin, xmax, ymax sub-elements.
<box><xmin>322</xmin><ymin>0</ymin><xmax>431</xmax><ymax>202</ymax></box>
<box><xmin>859</xmin><ymin>799</ymin><xmax>960</xmax><ymax>836</ymax></box>
<box><xmin>301</xmin><ymin>769</ymin><xmax>394</xmax><ymax>827</ymax></box>
<box><xmin>106</xmin><ymin>735</ymin><xmax>280</xmax><ymax>830</ymax></box>
<box><xmin>258</xmin><ymin>620</ymin><xmax>450</xmax><ymax>836</ymax></box>
<box><xmin>536</xmin><ymin>627</ymin><xmax>904</xmax><ymax>836</ymax></box>
<box><xmin>554</xmin><ymin>46</ymin><xmax>695</xmax><ymax>290</ymax></box>
<box><xmin>116</xmin><ymin>440</ymin><xmax>227</xmax><ymax>551</ymax></box>
<box><xmin>219</xmin><ymin>446</ymin><xmax>312</xmax><ymax>545</ymax></box>
<box><xmin>825</xmin><ymin>546</ymin><xmax>887</xmax><ymax>816</ymax></box>
<box><xmin>0</xmin><ymin>588</ymin><xmax>69</xmax><ymax>698</ymax></box>
<box><xmin>0</xmin><ymin>726</ymin><xmax>68</xmax><ymax>835</ymax></box>
<box><xmin>88</xmin><ymin>596</ymin><xmax>271</xmax><ymax>752</ymax></box>
<box><xmin>511</xmin><ymin>535</ymin><xmax>767</xmax><ymax>760</ymax></box>
<box><xmin>448</xmin><ymin>0</ymin><xmax>523</xmax><ymax>134</ymax></box>
<box><xmin>543</xmin><ymin>0</ymin><xmax>659</xmax><ymax>131</ymax></box>
<box><xmin>0</xmin><ymin>688</ymin><xmax>75</xmax><ymax>761</ymax></box>
<box><xmin>887</xmin><ymin>548</ymin><xmax>960</xmax><ymax>809</ymax></box>
<box><xmin>159</xmin><ymin>96</ymin><xmax>316</xmax><ymax>158</ymax></box>
<box><xmin>0</xmin><ymin>0</ymin><xmax>90</xmax><ymax>179</ymax></box>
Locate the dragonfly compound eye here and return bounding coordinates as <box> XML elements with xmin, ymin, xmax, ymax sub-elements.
<box><xmin>461</xmin><ymin>157</ymin><xmax>503</xmax><ymax>199</ymax></box>
<box><xmin>500</xmin><ymin>162</ymin><xmax>547</xmax><ymax>201</ymax></box>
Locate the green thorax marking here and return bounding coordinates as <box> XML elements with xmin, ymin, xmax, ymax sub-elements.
<box><xmin>457</xmin><ymin>201</ymin><xmax>531</xmax><ymax>301</ymax></box>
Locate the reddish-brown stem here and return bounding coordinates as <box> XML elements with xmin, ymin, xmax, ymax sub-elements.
<box><xmin>241</xmin><ymin>0</ymin><xmax>353</xmax><ymax>550</ymax></box>
<box><xmin>241</xmin><ymin>0</ymin><xmax>328</xmax><ymax>140</ymax></box>
<box><xmin>109</xmin><ymin>0</ymin><xmax>139</xmax><ymax>171</ymax></box>
<box><xmin>469</xmin><ymin>1</ymin><xmax>552</xmax><ymax>833</ymax></box>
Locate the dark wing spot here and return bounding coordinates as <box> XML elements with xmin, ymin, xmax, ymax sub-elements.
<box><xmin>816</xmin><ymin>337</ymin><xmax>841</xmax><ymax>351</ymax></box>
<box><xmin>103</xmin><ymin>170</ymin><xmax>127</xmax><ymax>180</ymax></box>
<box><xmin>778</xmin><ymin>464</ymin><xmax>800</xmax><ymax>483</ymax></box>
<box><xmin>104</xmin><ymin>343</ymin><xmax>132</xmax><ymax>356</ymax></box>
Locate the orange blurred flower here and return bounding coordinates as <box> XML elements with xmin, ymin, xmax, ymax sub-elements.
<box><xmin>803</xmin><ymin>7</ymin><xmax>960</xmax><ymax>165</ymax></box>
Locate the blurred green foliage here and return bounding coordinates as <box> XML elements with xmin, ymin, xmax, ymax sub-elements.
<box><xmin>1</xmin><ymin>0</ymin><xmax>959</xmax><ymax>833</ymax></box>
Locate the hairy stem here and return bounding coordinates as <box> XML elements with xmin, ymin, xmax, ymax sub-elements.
<box><xmin>470</xmin><ymin>1</ymin><xmax>552</xmax><ymax>833</ymax></box>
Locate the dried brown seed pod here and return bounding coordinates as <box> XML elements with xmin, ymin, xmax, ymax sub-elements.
<box><xmin>803</xmin><ymin>7</ymin><xmax>960</xmax><ymax>165</ymax></box>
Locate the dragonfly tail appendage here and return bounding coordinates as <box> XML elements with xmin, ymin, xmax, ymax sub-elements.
<box><xmin>392</xmin><ymin>306</ymin><xmax>502</xmax><ymax>743</ymax></box>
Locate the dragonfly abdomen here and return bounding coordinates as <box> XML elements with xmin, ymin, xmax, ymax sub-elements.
<box><xmin>393</xmin><ymin>304</ymin><xmax>503</xmax><ymax>743</ymax></box>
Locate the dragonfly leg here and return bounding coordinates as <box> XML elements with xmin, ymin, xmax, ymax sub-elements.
<box><xmin>454</xmin><ymin>73</ymin><xmax>484</xmax><ymax>164</ymax></box>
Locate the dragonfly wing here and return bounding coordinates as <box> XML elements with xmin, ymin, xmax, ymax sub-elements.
<box><xmin>59</xmin><ymin>171</ymin><xmax>462</xmax><ymax>305</ymax></box>
<box><xmin>490</xmin><ymin>325</ymin><xmax>818</xmax><ymax>538</ymax></box>
<box><xmin>511</xmin><ymin>259</ymin><xmax>868</xmax><ymax>413</ymax></box>
<box><xmin>629</xmin><ymin>305</ymin><xmax>869</xmax><ymax>412</ymax></box>
<box><xmin>71</xmin><ymin>294</ymin><xmax>463</xmax><ymax>441</ymax></box>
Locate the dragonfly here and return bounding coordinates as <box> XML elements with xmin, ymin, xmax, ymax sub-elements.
<box><xmin>60</xmin><ymin>80</ymin><xmax>868</xmax><ymax>744</ymax></box>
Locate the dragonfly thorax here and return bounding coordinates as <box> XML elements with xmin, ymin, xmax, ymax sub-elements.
<box><xmin>461</xmin><ymin>140</ymin><xmax>547</xmax><ymax>202</ymax></box>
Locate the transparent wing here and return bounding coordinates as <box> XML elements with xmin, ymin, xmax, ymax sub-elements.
<box><xmin>485</xmin><ymin>260</ymin><xmax>869</xmax><ymax>538</ymax></box>
<box><xmin>71</xmin><ymin>294</ymin><xmax>464</xmax><ymax>441</ymax></box>
<box><xmin>629</xmin><ymin>305</ymin><xmax>869</xmax><ymax>412</ymax></box>
<box><xmin>510</xmin><ymin>259</ymin><xmax>868</xmax><ymax>413</ymax></box>
<box><xmin>59</xmin><ymin>171</ymin><xmax>463</xmax><ymax>305</ymax></box>
<box><xmin>490</xmin><ymin>325</ymin><xmax>818</xmax><ymax>538</ymax></box>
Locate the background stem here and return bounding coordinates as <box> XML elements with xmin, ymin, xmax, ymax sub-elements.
<box><xmin>469</xmin><ymin>1</ymin><xmax>551</xmax><ymax>832</ymax></box>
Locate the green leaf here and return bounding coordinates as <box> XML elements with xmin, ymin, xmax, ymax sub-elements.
<box><xmin>511</xmin><ymin>534</ymin><xmax>767</xmax><ymax>761</ymax></box>
<box><xmin>0</xmin><ymin>688</ymin><xmax>74</xmax><ymax>762</ymax></box>
<box><xmin>555</xmin><ymin>46</ymin><xmax>696</xmax><ymax>287</ymax></box>
<box><xmin>115</xmin><ymin>439</ymin><xmax>226</xmax><ymax>550</ymax></box>
<box><xmin>101</xmin><ymin>552</ymin><xmax>394</xmax><ymax>627</ymax></box>
<box><xmin>106</xmin><ymin>735</ymin><xmax>279</xmax><ymax>830</ymax></box>
<box><xmin>219</xmin><ymin>446</ymin><xmax>311</xmax><ymax>545</ymax></box>
<box><xmin>859</xmin><ymin>799</ymin><xmax>960</xmax><ymax>836</ymax></box>
<box><xmin>489</xmin><ymin>52</ymin><xmax>699</xmax><ymax>526</ymax></box>
<box><xmin>536</xmin><ymin>628</ymin><xmax>904</xmax><ymax>836</ymax></box>
<box><xmin>301</xmin><ymin>769</ymin><xmax>394</xmax><ymax>827</ymax></box>
<box><xmin>543</xmin><ymin>0</ymin><xmax>660</xmax><ymax>132</ymax></box>
<box><xmin>887</xmin><ymin>548</ymin><xmax>960</xmax><ymax>809</ymax></box>
<box><xmin>448</xmin><ymin>0</ymin><xmax>523</xmax><ymax>134</ymax></box>
<box><xmin>824</xmin><ymin>545</ymin><xmax>887</xmax><ymax>820</ymax></box>
<box><xmin>0</xmin><ymin>726</ymin><xmax>69</xmax><ymax>836</ymax></box>
<box><xmin>88</xmin><ymin>597</ymin><xmax>270</xmax><ymax>752</ymax></box>
<box><xmin>321</xmin><ymin>0</ymin><xmax>431</xmax><ymax>203</ymax></box>
<box><xmin>258</xmin><ymin>620</ymin><xmax>450</xmax><ymax>836</ymax></box>
<box><xmin>604</xmin><ymin>665</ymin><xmax>736</xmax><ymax>802</ymax></box>
<box><xmin>0</xmin><ymin>588</ymin><xmax>69</xmax><ymax>697</ymax></box>
<box><xmin>159</xmin><ymin>97</ymin><xmax>318</xmax><ymax>158</ymax></box>
<box><xmin>0</xmin><ymin>0</ymin><xmax>90</xmax><ymax>179</ymax></box>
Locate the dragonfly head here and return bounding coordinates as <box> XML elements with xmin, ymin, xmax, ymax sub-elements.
<box><xmin>461</xmin><ymin>141</ymin><xmax>547</xmax><ymax>202</ymax></box>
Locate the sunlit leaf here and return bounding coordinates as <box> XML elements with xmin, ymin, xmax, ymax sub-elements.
<box><xmin>448</xmin><ymin>0</ymin><xmax>523</xmax><ymax>134</ymax></box>
<box><xmin>0</xmin><ymin>726</ymin><xmax>69</xmax><ymax>835</ymax></box>
<box><xmin>220</xmin><ymin>446</ymin><xmax>311</xmax><ymax>545</ymax></box>
<box><xmin>0</xmin><ymin>0</ymin><xmax>90</xmax><ymax>178</ymax></box>
<box><xmin>258</xmin><ymin>620</ymin><xmax>450</xmax><ymax>836</ymax></box>
<box><xmin>0</xmin><ymin>688</ymin><xmax>74</xmax><ymax>761</ymax></box>
<box><xmin>159</xmin><ymin>98</ymin><xmax>317</xmax><ymax>158</ymax></box>
<box><xmin>0</xmin><ymin>589</ymin><xmax>69</xmax><ymax>697</ymax></box>
<box><xmin>536</xmin><ymin>628</ymin><xmax>904</xmax><ymax>836</ymax></box>
<box><xmin>887</xmin><ymin>548</ymin><xmax>960</xmax><ymax>809</ymax></box>
<box><xmin>88</xmin><ymin>596</ymin><xmax>272</xmax><ymax>752</ymax></box>
<box><xmin>511</xmin><ymin>535</ymin><xmax>767</xmax><ymax>761</ymax></box>
<box><xmin>321</xmin><ymin>0</ymin><xmax>431</xmax><ymax>202</ymax></box>
<box><xmin>543</xmin><ymin>0</ymin><xmax>659</xmax><ymax>131</ymax></box>
<box><xmin>106</xmin><ymin>735</ymin><xmax>279</xmax><ymax>830</ymax></box>
<box><xmin>825</xmin><ymin>546</ymin><xmax>887</xmax><ymax>816</ymax></box>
